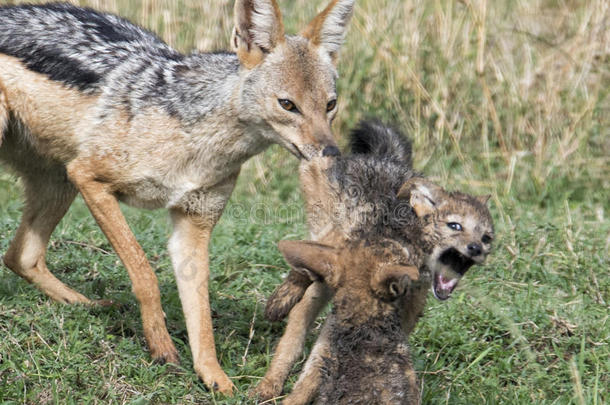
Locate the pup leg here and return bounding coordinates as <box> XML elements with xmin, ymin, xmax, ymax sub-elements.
<box><xmin>282</xmin><ymin>320</ymin><xmax>331</xmax><ymax>405</ymax></box>
<box><xmin>265</xmin><ymin>270</ymin><xmax>312</xmax><ymax>321</ymax></box>
<box><xmin>252</xmin><ymin>282</ymin><xmax>332</xmax><ymax>401</ymax></box>
<box><xmin>67</xmin><ymin>161</ymin><xmax>178</xmax><ymax>364</ymax></box>
<box><xmin>2</xmin><ymin>170</ymin><xmax>90</xmax><ymax>304</ymax></box>
<box><xmin>168</xmin><ymin>209</ymin><xmax>234</xmax><ymax>395</ymax></box>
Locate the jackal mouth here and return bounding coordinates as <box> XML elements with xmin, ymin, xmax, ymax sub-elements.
<box><xmin>433</xmin><ymin>273</ymin><xmax>459</xmax><ymax>301</ymax></box>
<box><xmin>432</xmin><ymin>248</ymin><xmax>476</xmax><ymax>301</ymax></box>
<box><xmin>439</xmin><ymin>248</ymin><xmax>475</xmax><ymax>275</ymax></box>
<box><xmin>289</xmin><ymin>142</ymin><xmax>309</xmax><ymax>160</ymax></box>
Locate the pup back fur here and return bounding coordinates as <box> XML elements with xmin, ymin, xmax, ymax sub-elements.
<box><xmin>317</xmin><ymin>308</ymin><xmax>419</xmax><ymax>404</ymax></box>
<box><xmin>275</xmin><ymin>228</ymin><xmax>423</xmax><ymax>404</ymax></box>
<box><xmin>264</xmin><ymin>120</ymin><xmax>423</xmax><ymax>322</ymax></box>
<box><xmin>349</xmin><ymin>119</ymin><xmax>413</xmax><ymax>166</ymax></box>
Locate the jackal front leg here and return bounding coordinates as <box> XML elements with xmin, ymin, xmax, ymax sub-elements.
<box><xmin>67</xmin><ymin>162</ymin><xmax>178</xmax><ymax>364</ymax></box>
<box><xmin>169</xmin><ymin>209</ymin><xmax>235</xmax><ymax>396</ymax></box>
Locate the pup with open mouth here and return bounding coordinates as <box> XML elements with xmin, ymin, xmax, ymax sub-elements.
<box><xmin>254</xmin><ymin>120</ymin><xmax>495</xmax><ymax>400</ymax></box>
<box><xmin>395</xmin><ymin>180</ymin><xmax>494</xmax><ymax>319</ymax></box>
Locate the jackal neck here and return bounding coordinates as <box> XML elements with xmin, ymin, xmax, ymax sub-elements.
<box><xmin>161</xmin><ymin>52</ymin><xmax>242</xmax><ymax>126</ymax></box>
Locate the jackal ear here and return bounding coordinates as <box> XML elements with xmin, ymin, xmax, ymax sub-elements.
<box><xmin>371</xmin><ymin>264</ymin><xmax>419</xmax><ymax>301</ymax></box>
<box><xmin>278</xmin><ymin>240</ymin><xmax>339</xmax><ymax>287</ymax></box>
<box><xmin>301</xmin><ymin>0</ymin><xmax>355</xmax><ymax>65</ymax></box>
<box><xmin>397</xmin><ymin>178</ymin><xmax>446</xmax><ymax>218</ymax></box>
<box><xmin>476</xmin><ymin>194</ymin><xmax>491</xmax><ymax>205</ymax></box>
<box><xmin>233</xmin><ymin>0</ymin><xmax>285</xmax><ymax>69</ymax></box>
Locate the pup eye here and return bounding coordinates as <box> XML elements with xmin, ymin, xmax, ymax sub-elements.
<box><xmin>482</xmin><ymin>234</ymin><xmax>493</xmax><ymax>244</ymax></box>
<box><xmin>447</xmin><ymin>222</ymin><xmax>463</xmax><ymax>231</ymax></box>
<box><xmin>278</xmin><ymin>99</ymin><xmax>299</xmax><ymax>113</ymax></box>
<box><xmin>326</xmin><ymin>99</ymin><xmax>337</xmax><ymax>112</ymax></box>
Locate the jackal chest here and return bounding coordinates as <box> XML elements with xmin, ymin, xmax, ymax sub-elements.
<box><xmin>109</xmin><ymin>152</ymin><xmax>243</xmax><ymax>213</ymax></box>
<box><xmin>116</xmin><ymin>174</ymin><xmax>236</xmax><ymax>220</ymax></box>
<box><xmin>107</xmin><ymin>135</ymin><xmax>265</xmax><ymax>215</ymax></box>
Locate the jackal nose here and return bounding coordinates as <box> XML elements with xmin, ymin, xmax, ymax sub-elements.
<box><xmin>322</xmin><ymin>145</ymin><xmax>340</xmax><ymax>157</ymax></box>
<box><xmin>467</xmin><ymin>243</ymin><xmax>482</xmax><ymax>257</ymax></box>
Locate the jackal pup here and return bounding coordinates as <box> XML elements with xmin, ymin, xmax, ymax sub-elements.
<box><xmin>253</xmin><ymin>120</ymin><xmax>494</xmax><ymax>400</ymax></box>
<box><xmin>0</xmin><ymin>0</ymin><xmax>354</xmax><ymax>394</ymax></box>
<box><xmin>278</xmin><ymin>239</ymin><xmax>421</xmax><ymax>405</ymax></box>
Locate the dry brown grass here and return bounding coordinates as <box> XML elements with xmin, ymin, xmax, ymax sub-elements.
<box><xmin>6</xmin><ymin>0</ymin><xmax>606</xmax><ymax>198</ymax></box>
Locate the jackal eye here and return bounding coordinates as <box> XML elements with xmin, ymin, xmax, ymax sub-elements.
<box><xmin>278</xmin><ymin>99</ymin><xmax>299</xmax><ymax>113</ymax></box>
<box><xmin>326</xmin><ymin>99</ymin><xmax>337</xmax><ymax>112</ymax></box>
<box><xmin>447</xmin><ymin>222</ymin><xmax>463</xmax><ymax>231</ymax></box>
<box><xmin>482</xmin><ymin>234</ymin><xmax>493</xmax><ymax>244</ymax></box>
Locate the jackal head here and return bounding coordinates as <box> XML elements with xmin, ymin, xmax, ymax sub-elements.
<box><xmin>232</xmin><ymin>0</ymin><xmax>354</xmax><ymax>159</ymax></box>
<box><xmin>398</xmin><ymin>179</ymin><xmax>494</xmax><ymax>301</ymax></box>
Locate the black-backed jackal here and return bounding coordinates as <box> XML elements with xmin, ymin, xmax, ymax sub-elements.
<box><xmin>0</xmin><ymin>0</ymin><xmax>354</xmax><ymax>395</ymax></box>
<box><xmin>278</xmin><ymin>240</ymin><xmax>421</xmax><ymax>405</ymax></box>
<box><xmin>253</xmin><ymin>121</ymin><xmax>494</xmax><ymax>401</ymax></box>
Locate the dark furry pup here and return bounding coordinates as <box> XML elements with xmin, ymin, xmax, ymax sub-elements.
<box><xmin>254</xmin><ymin>120</ymin><xmax>494</xmax><ymax>403</ymax></box>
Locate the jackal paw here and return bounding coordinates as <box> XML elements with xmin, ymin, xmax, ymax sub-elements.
<box><xmin>150</xmin><ymin>342</ymin><xmax>180</xmax><ymax>365</ymax></box>
<box><xmin>196</xmin><ymin>364</ymin><xmax>235</xmax><ymax>396</ymax></box>
<box><xmin>250</xmin><ymin>378</ymin><xmax>282</xmax><ymax>401</ymax></box>
<box><xmin>264</xmin><ymin>277</ymin><xmax>309</xmax><ymax>322</ymax></box>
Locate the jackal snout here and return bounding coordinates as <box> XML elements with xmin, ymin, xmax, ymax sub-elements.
<box><xmin>295</xmin><ymin>124</ymin><xmax>340</xmax><ymax>159</ymax></box>
<box><xmin>309</xmin><ymin>124</ymin><xmax>340</xmax><ymax>158</ymax></box>
<box><xmin>312</xmin><ymin>123</ymin><xmax>341</xmax><ymax>158</ymax></box>
<box><xmin>467</xmin><ymin>242</ymin><xmax>483</xmax><ymax>257</ymax></box>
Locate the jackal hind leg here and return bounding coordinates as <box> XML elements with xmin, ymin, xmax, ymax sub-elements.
<box><xmin>2</xmin><ymin>172</ymin><xmax>90</xmax><ymax>304</ymax></box>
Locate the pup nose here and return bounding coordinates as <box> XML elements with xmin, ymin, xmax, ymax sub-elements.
<box><xmin>467</xmin><ymin>243</ymin><xmax>482</xmax><ymax>257</ymax></box>
<box><xmin>322</xmin><ymin>145</ymin><xmax>340</xmax><ymax>157</ymax></box>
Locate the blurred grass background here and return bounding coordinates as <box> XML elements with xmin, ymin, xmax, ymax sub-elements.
<box><xmin>0</xmin><ymin>0</ymin><xmax>608</xmax><ymax>403</ymax></box>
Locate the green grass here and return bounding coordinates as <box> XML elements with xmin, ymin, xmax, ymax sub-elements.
<box><xmin>1</xmin><ymin>0</ymin><xmax>608</xmax><ymax>404</ymax></box>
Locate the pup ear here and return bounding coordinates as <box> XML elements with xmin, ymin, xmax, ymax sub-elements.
<box><xmin>301</xmin><ymin>0</ymin><xmax>355</xmax><ymax>64</ymax></box>
<box><xmin>232</xmin><ymin>0</ymin><xmax>285</xmax><ymax>69</ymax></box>
<box><xmin>397</xmin><ymin>177</ymin><xmax>446</xmax><ymax>218</ymax></box>
<box><xmin>278</xmin><ymin>240</ymin><xmax>339</xmax><ymax>286</ymax></box>
<box><xmin>371</xmin><ymin>264</ymin><xmax>419</xmax><ymax>301</ymax></box>
<box><xmin>476</xmin><ymin>194</ymin><xmax>491</xmax><ymax>205</ymax></box>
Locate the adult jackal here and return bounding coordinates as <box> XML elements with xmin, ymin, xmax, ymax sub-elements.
<box><xmin>0</xmin><ymin>0</ymin><xmax>354</xmax><ymax>394</ymax></box>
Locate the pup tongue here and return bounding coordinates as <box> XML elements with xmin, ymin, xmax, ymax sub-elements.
<box><xmin>434</xmin><ymin>274</ymin><xmax>459</xmax><ymax>300</ymax></box>
<box><xmin>439</xmin><ymin>275</ymin><xmax>458</xmax><ymax>291</ymax></box>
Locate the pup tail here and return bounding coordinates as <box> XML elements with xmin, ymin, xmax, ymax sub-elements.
<box><xmin>348</xmin><ymin>119</ymin><xmax>412</xmax><ymax>165</ymax></box>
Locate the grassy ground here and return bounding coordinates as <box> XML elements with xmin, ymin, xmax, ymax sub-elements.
<box><xmin>0</xmin><ymin>0</ymin><xmax>608</xmax><ymax>404</ymax></box>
